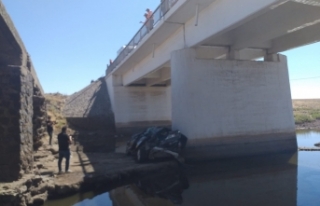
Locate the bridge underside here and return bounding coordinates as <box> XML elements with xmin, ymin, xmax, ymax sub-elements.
<box><xmin>112</xmin><ymin>0</ymin><xmax>320</xmax><ymax>87</ymax></box>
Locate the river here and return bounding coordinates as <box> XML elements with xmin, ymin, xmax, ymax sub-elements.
<box><xmin>45</xmin><ymin>130</ymin><xmax>320</xmax><ymax>206</ymax></box>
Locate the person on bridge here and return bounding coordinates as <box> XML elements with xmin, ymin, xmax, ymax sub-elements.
<box><xmin>46</xmin><ymin>116</ymin><xmax>56</xmax><ymax>145</ymax></box>
<box><xmin>146</xmin><ymin>8</ymin><xmax>154</xmax><ymax>30</ymax></box>
<box><xmin>57</xmin><ymin>126</ymin><xmax>73</xmax><ymax>174</ymax></box>
<box><xmin>140</xmin><ymin>13</ymin><xmax>151</xmax><ymax>32</ymax></box>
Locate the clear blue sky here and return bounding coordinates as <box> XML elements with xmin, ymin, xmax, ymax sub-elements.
<box><xmin>2</xmin><ymin>0</ymin><xmax>320</xmax><ymax>99</ymax></box>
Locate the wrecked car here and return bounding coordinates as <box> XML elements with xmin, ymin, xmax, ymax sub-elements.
<box><xmin>125</xmin><ymin>127</ymin><xmax>188</xmax><ymax>162</ymax></box>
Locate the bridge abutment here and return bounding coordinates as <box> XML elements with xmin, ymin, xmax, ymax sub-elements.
<box><xmin>0</xmin><ymin>65</ymin><xmax>35</xmax><ymax>181</ymax></box>
<box><xmin>0</xmin><ymin>1</ymin><xmax>46</xmax><ymax>182</ymax></box>
<box><xmin>171</xmin><ymin>48</ymin><xmax>297</xmax><ymax>160</ymax></box>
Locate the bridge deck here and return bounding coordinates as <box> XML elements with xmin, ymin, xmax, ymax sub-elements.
<box><xmin>106</xmin><ymin>0</ymin><xmax>320</xmax><ymax>87</ymax></box>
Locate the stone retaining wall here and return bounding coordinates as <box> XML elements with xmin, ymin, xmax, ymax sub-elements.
<box><xmin>0</xmin><ymin>0</ymin><xmax>46</xmax><ymax>183</ymax></box>
<box><xmin>0</xmin><ymin>66</ymin><xmax>34</xmax><ymax>182</ymax></box>
<box><xmin>32</xmin><ymin>86</ymin><xmax>46</xmax><ymax>150</ymax></box>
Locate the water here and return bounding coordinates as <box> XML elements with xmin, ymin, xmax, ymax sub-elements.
<box><xmin>45</xmin><ymin>131</ymin><xmax>320</xmax><ymax>206</ymax></box>
<box><xmin>44</xmin><ymin>192</ymin><xmax>112</xmax><ymax>206</ymax></box>
<box><xmin>296</xmin><ymin>130</ymin><xmax>320</xmax><ymax>206</ymax></box>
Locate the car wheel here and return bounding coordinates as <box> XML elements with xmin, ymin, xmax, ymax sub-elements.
<box><xmin>136</xmin><ymin>147</ymin><xmax>148</xmax><ymax>163</ymax></box>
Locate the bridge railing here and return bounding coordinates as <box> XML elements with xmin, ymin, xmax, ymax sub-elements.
<box><xmin>106</xmin><ymin>0</ymin><xmax>179</xmax><ymax>75</ymax></box>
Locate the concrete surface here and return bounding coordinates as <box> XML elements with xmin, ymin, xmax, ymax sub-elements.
<box><xmin>107</xmin><ymin>76</ymin><xmax>171</xmax><ymax>134</ymax></box>
<box><xmin>171</xmin><ymin>48</ymin><xmax>297</xmax><ymax>159</ymax></box>
<box><xmin>108</xmin><ymin>0</ymin><xmax>320</xmax><ymax>87</ymax></box>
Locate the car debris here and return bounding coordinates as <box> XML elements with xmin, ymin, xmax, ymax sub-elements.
<box><xmin>126</xmin><ymin>127</ymin><xmax>188</xmax><ymax>163</ymax></box>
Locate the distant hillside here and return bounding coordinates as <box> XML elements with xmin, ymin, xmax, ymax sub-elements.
<box><xmin>45</xmin><ymin>93</ymin><xmax>68</xmax><ymax>133</ymax></box>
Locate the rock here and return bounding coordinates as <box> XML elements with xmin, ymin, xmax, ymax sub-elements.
<box><xmin>2</xmin><ymin>186</ymin><xmax>9</xmax><ymax>190</ymax></box>
<box><xmin>17</xmin><ymin>185</ymin><xmax>27</xmax><ymax>193</ymax></box>
<box><xmin>31</xmin><ymin>176</ymin><xmax>43</xmax><ymax>186</ymax></box>
<box><xmin>36</xmin><ymin>164</ymin><xmax>43</xmax><ymax>169</ymax></box>
<box><xmin>29</xmin><ymin>192</ymin><xmax>48</xmax><ymax>206</ymax></box>
<box><xmin>48</xmin><ymin>147</ymin><xmax>59</xmax><ymax>155</ymax></box>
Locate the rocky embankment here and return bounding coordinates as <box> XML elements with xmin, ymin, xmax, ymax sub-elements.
<box><xmin>63</xmin><ymin>77</ymin><xmax>114</xmax><ymax>131</ymax></box>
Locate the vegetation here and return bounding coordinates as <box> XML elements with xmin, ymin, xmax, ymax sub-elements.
<box><xmin>44</xmin><ymin>94</ymin><xmax>319</xmax><ymax>126</ymax></box>
<box><xmin>45</xmin><ymin>93</ymin><xmax>68</xmax><ymax>133</ymax></box>
<box><xmin>293</xmin><ymin>99</ymin><xmax>320</xmax><ymax>124</ymax></box>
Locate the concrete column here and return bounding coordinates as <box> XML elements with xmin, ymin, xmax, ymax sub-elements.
<box><xmin>106</xmin><ymin>75</ymin><xmax>172</xmax><ymax>135</ymax></box>
<box><xmin>171</xmin><ymin>48</ymin><xmax>297</xmax><ymax>160</ymax></box>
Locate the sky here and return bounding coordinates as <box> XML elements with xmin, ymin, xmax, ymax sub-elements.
<box><xmin>2</xmin><ymin>0</ymin><xmax>320</xmax><ymax>99</ymax></box>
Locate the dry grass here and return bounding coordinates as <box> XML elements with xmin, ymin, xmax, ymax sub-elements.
<box><xmin>45</xmin><ymin>93</ymin><xmax>68</xmax><ymax>133</ymax></box>
<box><xmin>44</xmin><ymin>94</ymin><xmax>319</xmax><ymax>127</ymax></box>
<box><xmin>292</xmin><ymin>99</ymin><xmax>320</xmax><ymax>124</ymax></box>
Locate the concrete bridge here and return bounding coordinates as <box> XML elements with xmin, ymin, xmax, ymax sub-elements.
<box><xmin>106</xmin><ymin>0</ymin><xmax>320</xmax><ymax>159</ymax></box>
<box><xmin>0</xmin><ymin>1</ymin><xmax>46</xmax><ymax>181</ymax></box>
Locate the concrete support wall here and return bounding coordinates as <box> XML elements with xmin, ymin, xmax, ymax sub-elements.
<box><xmin>171</xmin><ymin>48</ymin><xmax>296</xmax><ymax>160</ymax></box>
<box><xmin>106</xmin><ymin>76</ymin><xmax>171</xmax><ymax>134</ymax></box>
<box><xmin>0</xmin><ymin>65</ymin><xmax>34</xmax><ymax>181</ymax></box>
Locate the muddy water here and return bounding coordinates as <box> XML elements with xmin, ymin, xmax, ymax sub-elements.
<box><xmin>45</xmin><ymin>131</ymin><xmax>320</xmax><ymax>206</ymax></box>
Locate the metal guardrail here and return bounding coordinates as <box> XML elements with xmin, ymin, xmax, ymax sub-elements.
<box><xmin>106</xmin><ymin>0</ymin><xmax>179</xmax><ymax>75</ymax></box>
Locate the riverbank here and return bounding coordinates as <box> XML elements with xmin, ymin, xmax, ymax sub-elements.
<box><xmin>0</xmin><ymin>136</ymin><xmax>178</xmax><ymax>206</ymax></box>
<box><xmin>295</xmin><ymin>119</ymin><xmax>320</xmax><ymax>130</ymax></box>
<box><xmin>293</xmin><ymin>99</ymin><xmax>320</xmax><ymax>130</ymax></box>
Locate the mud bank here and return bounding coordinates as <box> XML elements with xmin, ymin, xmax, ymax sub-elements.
<box><xmin>296</xmin><ymin>119</ymin><xmax>320</xmax><ymax>130</ymax></box>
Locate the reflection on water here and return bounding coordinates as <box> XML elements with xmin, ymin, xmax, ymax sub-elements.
<box><xmin>297</xmin><ymin>131</ymin><xmax>320</xmax><ymax>206</ymax></box>
<box><xmin>45</xmin><ymin>131</ymin><xmax>320</xmax><ymax>206</ymax></box>
<box><xmin>296</xmin><ymin>130</ymin><xmax>320</xmax><ymax>147</ymax></box>
<box><xmin>44</xmin><ymin>192</ymin><xmax>112</xmax><ymax>206</ymax></box>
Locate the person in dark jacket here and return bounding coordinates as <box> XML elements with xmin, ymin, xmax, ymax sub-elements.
<box><xmin>46</xmin><ymin>116</ymin><xmax>56</xmax><ymax>145</ymax></box>
<box><xmin>57</xmin><ymin>126</ymin><xmax>72</xmax><ymax>173</ymax></box>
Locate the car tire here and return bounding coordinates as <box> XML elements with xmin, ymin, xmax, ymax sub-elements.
<box><xmin>136</xmin><ymin>147</ymin><xmax>148</xmax><ymax>163</ymax></box>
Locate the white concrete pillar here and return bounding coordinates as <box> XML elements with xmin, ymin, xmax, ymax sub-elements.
<box><xmin>171</xmin><ymin>48</ymin><xmax>297</xmax><ymax>160</ymax></box>
<box><xmin>106</xmin><ymin>75</ymin><xmax>172</xmax><ymax>134</ymax></box>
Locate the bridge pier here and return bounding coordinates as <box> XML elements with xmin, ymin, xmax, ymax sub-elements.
<box><xmin>171</xmin><ymin>48</ymin><xmax>297</xmax><ymax>160</ymax></box>
<box><xmin>106</xmin><ymin>76</ymin><xmax>171</xmax><ymax>135</ymax></box>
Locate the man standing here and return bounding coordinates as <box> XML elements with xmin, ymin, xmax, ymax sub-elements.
<box><xmin>46</xmin><ymin>116</ymin><xmax>56</xmax><ymax>145</ymax></box>
<box><xmin>57</xmin><ymin>126</ymin><xmax>72</xmax><ymax>173</ymax></box>
<box><xmin>146</xmin><ymin>8</ymin><xmax>154</xmax><ymax>31</ymax></box>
